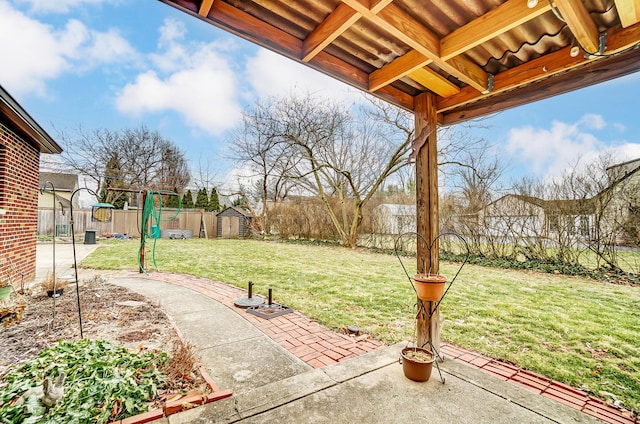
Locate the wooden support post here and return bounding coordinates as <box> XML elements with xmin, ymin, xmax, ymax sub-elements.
<box><xmin>415</xmin><ymin>93</ymin><xmax>440</xmax><ymax>350</ymax></box>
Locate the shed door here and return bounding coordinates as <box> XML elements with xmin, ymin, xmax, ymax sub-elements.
<box><xmin>221</xmin><ymin>216</ymin><xmax>240</xmax><ymax>238</ymax></box>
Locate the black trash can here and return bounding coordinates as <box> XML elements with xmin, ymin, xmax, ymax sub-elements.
<box><xmin>84</xmin><ymin>229</ymin><xmax>97</xmax><ymax>245</ymax></box>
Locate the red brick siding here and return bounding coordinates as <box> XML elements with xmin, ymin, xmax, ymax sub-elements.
<box><xmin>0</xmin><ymin>122</ymin><xmax>40</xmax><ymax>285</ymax></box>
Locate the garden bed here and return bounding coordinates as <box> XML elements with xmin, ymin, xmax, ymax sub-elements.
<box><xmin>0</xmin><ymin>276</ymin><xmax>229</xmax><ymax>422</ymax></box>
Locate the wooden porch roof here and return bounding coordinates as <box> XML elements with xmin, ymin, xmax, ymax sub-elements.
<box><xmin>158</xmin><ymin>0</ymin><xmax>640</xmax><ymax>125</ymax></box>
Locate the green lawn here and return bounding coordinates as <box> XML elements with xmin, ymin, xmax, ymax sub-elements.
<box><xmin>82</xmin><ymin>238</ymin><xmax>640</xmax><ymax>412</ymax></box>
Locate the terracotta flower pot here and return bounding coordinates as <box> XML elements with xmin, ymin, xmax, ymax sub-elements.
<box><xmin>400</xmin><ymin>347</ymin><xmax>435</xmax><ymax>382</ymax></box>
<box><xmin>413</xmin><ymin>273</ymin><xmax>447</xmax><ymax>301</ymax></box>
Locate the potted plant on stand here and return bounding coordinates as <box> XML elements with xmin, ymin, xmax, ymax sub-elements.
<box><xmin>400</xmin><ymin>345</ymin><xmax>436</xmax><ymax>382</ymax></box>
<box><xmin>412</xmin><ymin>273</ymin><xmax>447</xmax><ymax>302</ymax></box>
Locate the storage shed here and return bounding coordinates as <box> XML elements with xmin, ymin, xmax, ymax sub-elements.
<box><xmin>216</xmin><ymin>206</ymin><xmax>252</xmax><ymax>238</ymax></box>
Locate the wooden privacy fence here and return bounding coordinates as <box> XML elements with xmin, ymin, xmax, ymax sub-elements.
<box><xmin>38</xmin><ymin>208</ymin><xmax>217</xmax><ymax>238</ymax></box>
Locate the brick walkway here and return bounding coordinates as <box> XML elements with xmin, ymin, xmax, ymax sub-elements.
<box><xmin>122</xmin><ymin>270</ymin><xmax>638</xmax><ymax>424</ymax></box>
<box><xmin>126</xmin><ymin>271</ymin><xmax>384</xmax><ymax>368</ymax></box>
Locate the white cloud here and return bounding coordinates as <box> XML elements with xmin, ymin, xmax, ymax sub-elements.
<box><xmin>506</xmin><ymin>118</ymin><xmax>602</xmax><ymax>178</ymax></box>
<box><xmin>0</xmin><ymin>2</ymin><xmax>70</xmax><ymax>96</ymax></box>
<box><xmin>157</xmin><ymin>17</ymin><xmax>186</xmax><ymax>48</ymax></box>
<box><xmin>601</xmin><ymin>143</ymin><xmax>640</xmax><ymax>164</ymax></box>
<box><xmin>506</xmin><ymin>114</ymin><xmax>640</xmax><ymax>179</ymax></box>
<box><xmin>17</xmin><ymin>0</ymin><xmax>113</xmax><ymax>14</ymax></box>
<box><xmin>82</xmin><ymin>28</ymin><xmax>138</xmax><ymax>65</ymax></box>
<box><xmin>115</xmin><ymin>19</ymin><xmax>241</xmax><ymax>136</ymax></box>
<box><xmin>0</xmin><ymin>1</ymin><xmax>136</xmax><ymax>97</ymax></box>
<box><xmin>245</xmin><ymin>49</ymin><xmax>363</xmax><ymax>104</ymax></box>
<box><xmin>116</xmin><ymin>19</ymin><xmax>381</xmax><ymax>138</ymax></box>
<box><xmin>578</xmin><ymin>113</ymin><xmax>606</xmax><ymax>130</ymax></box>
<box><xmin>221</xmin><ymin>163</ymin><xmax>258</xmax><ymax>193</ymax></box>
<box><xmin>613</xmin><ymin>122</ymin><xmax>627</xmax><ymax>132</ymax></box>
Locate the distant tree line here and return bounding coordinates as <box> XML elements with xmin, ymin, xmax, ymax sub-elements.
<box><xmin>53</xmin><ymin>125</ymin><xmax>191</xmax><ymax>208</ymax></box>
<box><xmin>171</xmin><ymin>187</ymin><xmax>221</xmax><ymax>212</ymax></box>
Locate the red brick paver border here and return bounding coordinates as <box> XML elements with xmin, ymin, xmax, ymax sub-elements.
<box><xmin>440</xmin><ymin>344</ymin><xmax>639</xmax><ymax>424</ymax></box>
<box><xmin>121</xmin><ymin>271</ymin><xmax>638</xmax><ymax>424</ymax></box>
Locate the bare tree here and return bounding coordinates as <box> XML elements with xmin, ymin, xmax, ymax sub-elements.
<box><xmin>279</xmin><ymin>94</ymin><xmax>414</xmax><ymax>247</ymax></box>
<box><xmin>442</xmin><ymin>137</ymin><xmax>506</xmax><ymax>213</ymax></box>
<box><xmin>227</xmin><ymin>99</ymin><xmax>301</xmax><ymax>234</ymax></box>
<box><xmin>55</xmin><ymin>125</ymin><xmax>190</xmax><ymax>207</ymax></box>
<box><xmin>487</xmin><ymin>153</ymin><xmax>635</xmax><ymax>272</ymax></box>
<box><xmin>228</xmin><ymin>93</ymin><xmax>414</xmax><ymax>247</ymax></box>
<box><xmin>583</xmin><ymin>154</ymin><xmax>639</xmax><ymax>272</ymax></box>
<box><xmin>191</xmin><ymin>156</ymin><xmax>223</xmax><ymax>192</ymax></box>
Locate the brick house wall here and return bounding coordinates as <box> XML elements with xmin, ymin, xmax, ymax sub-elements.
<box><xmin>1</xmin><ymin>85</ymin><xmax>62</xmax><ymax>289</ymax></box>
<box><xmin>0</xmin><ymin>122</ymin><xmax>41</xmax><ymax>284</ymax></box>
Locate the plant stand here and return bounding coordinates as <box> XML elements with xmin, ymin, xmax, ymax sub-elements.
<box><xmin>395</xmin><ymin>231</ymin><xmax>470</xmax><ymax>384</ymax></box>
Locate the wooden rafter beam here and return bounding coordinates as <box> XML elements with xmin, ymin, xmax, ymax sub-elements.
<box><xmin>302</xmin><ymin>0</ymin><xmax>394</xmax><ymax>62</ymax></box>
<box><xmin>408</xmin><ymin>68</ymin><xmax>460</xmax><ymax>97</ymax></box>
<box><xmin>302</xmin><ymin>3</ymin><xmax>361</xmax><ymax>62</ymax></box>
<box><xmin>440</xmin><ymin>0</ymin><xmax>551</xmax><ymax>60</ymax></box>
<box><xmin>206</xmin><ymin>0</ymin><xmax>300</xmax><ymax>57</ymax></box>
<box><xmin>615</xmin><ymin>0</ymin><xmax>640</xmax><ymax>28</ymax></box>
<box><xmin>438</xmin><ymin>21</ymin><xmax>640</xmax><ymax>115</ymax></box>
<box><xmin>342</xmin><ymin>0</ymin><xmax>489</xmax><ymax>92</ymax></box>
<box><xmin>159</xmin><ymin>0</ymin><xmax>640</xmax><ymax>120</ymax></box>
<box><xmin>379</xmin><ymin>3</ymin><xmax>489</xmax><ymax>92</ymax></box>
<box><xmin>442</xmin><ymin>43</ymin><xmax>640</xmax><ymax>125</ymax></box>
<box><xmin>354</xmin><ymin>0</ymin><xmax>555</xmax><ymax>97</ymax></box>
<box><xmin>555</xmin><ymin>0</ymin><xmax>600</xmax><ymax>53</ymax></box>
<box><xmin>369</xmin><ymin>50</ymin><xmax>430</xmax><ymax>92</ymax></box>
<box><xmin>369</xmin><ymin>50</ymin><xmax>459</xmax><ymax>97</ymax></box>
<box><xmin>198</xmin><ymin>0</ymin><xmax>214</xmax><ymax>17</ymax></box>
<box><xmin>373</xmin><ymin>0</ymin><xmax>551</xmax><ymax>97</ymax></box>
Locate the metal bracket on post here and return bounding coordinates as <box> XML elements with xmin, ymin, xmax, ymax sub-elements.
<box><xmin>584</xmin><ymin>32</ymin><xmax>608</xmax><ymax>59</ymax></box>
<box><xmin>481</xmin><ymin>74</ymin><xmax>494</xmax><ymax>94</ymax></box>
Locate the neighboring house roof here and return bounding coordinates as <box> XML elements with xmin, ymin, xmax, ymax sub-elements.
<box><xmin>0</xmin><ymin>84</ymin><xmax>62</xmax><ymax>154</ymax></box>
<box><xmin>485</xmin><ymin>194</ymin><xmax>545</xmax><ymax>210</ymax></box>
<box><xmin>52</xmin><ymin>194</ymin><xmax>72</xmax><ymax>209</ymax></box>
<box><xmin>606</xmin><ymin>157</ymin><xmax>640</xmax><ymax>176</ymax></box>
<box><xmin>484</xmin><ymin>194</ymin><xmax>595</xmax><ymax>215</ymax></box>
<box><xmin>604</xmin><ymin>159</ymin><xmax>640</xmax><ymax>187</ymax></box>
<box><xmin>39</xmin><ymin>172</ymin><xmax>78</xmax><ymax>192</ymax></box>
<box><xmin>544</xmin><ymin>198</ymin><xmax>596</xmax><ymax>215</ymax></box>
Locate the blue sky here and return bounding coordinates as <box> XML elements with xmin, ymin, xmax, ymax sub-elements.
<box><xmin>2</xmin><ymin>0</ymin><xmax>640</xmax><ymax>192</ymax></box>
